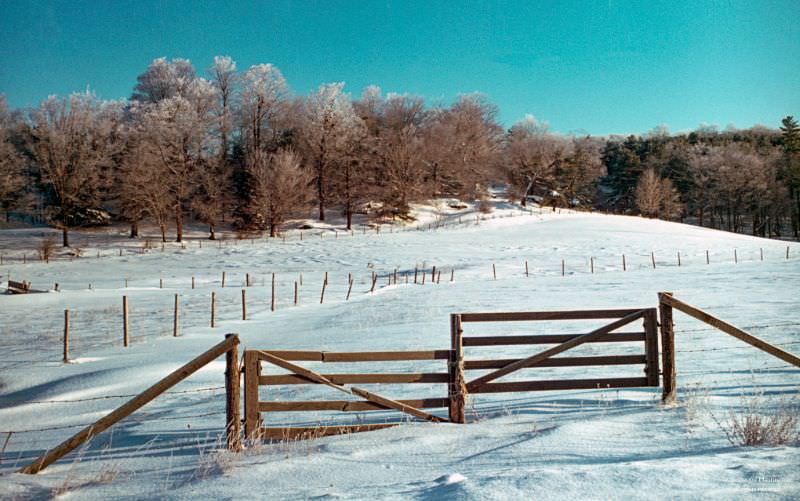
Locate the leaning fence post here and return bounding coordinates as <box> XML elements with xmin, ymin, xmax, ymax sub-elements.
<box><xmin>122</xmin><ymin>296</ymin><xmax>129</xmax><ymax>347</ymax></box>
<box><xmin>658</xmin><ymin>292</ymin><xmax>676</xmax><ymax>404</ymax></box>
<box><xmin>63</xmin><ymin>309</ymin><xmax>70</xmax><ymax>363</ymax></box>
<box><xmin>225</xmin><ymin>333</ymin><xmax>241</xmax><ymax>451</ymax></box>
<box><xmin>448</xmin><ymin>314</ymin><xmax>466</xmax><ymax>424</ymax></box>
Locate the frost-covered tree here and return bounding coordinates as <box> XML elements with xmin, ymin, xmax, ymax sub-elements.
<box><xmin>249</xmin><ymin>149</ymin><xmax>311</xmax><ymax>237</ymax></box>
<box><xmin>28</xmin><ymin>93</ymin><xmax>122</xmax><ymax>246</ymax></box>
<box><xmin>0</xmin><ymin>96</ymin><xmax>27</xmax><ymax>222</ymax></box>
<box><xmin>131</xmin><ymin>58</ymin><xmax>197</xmax><ymax>104</ymax></box>
<box><xmin>504</xmin><ymin>115</ymin><xmax>569</xmax><ymax>206</ymax></box>
<box><xmin>300</xmin><ymin>83</ymin><xmax>360</xmax><ymax>221</ymax></box>
<box><xmin>208</xmin><ymin>56</ymin><xmax>238</xmax><ymax>165</ymax></box>
<box><xmin>239</xmin><ymin>63</ymin><xmax>289</xmax><ymax>160</ymax></box>
<box><xmin>135</xmin><ymin>77</ymin><xmax>218</xmax><ymax>242</ymax></box>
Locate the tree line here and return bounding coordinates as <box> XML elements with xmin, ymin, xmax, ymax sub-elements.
<box><xmin>0</xmin><ymin>56</ymin><xmax>798</xmax><ymax>246</ymax></box>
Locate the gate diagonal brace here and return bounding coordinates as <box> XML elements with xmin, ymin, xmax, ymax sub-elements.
<box><xmin>466</xmin><ymin>310</ymin><xmax>647</xmax><ymax>393</ymax></box>
<box><xmin>257</xmin><ymin>351</ymin><xmax>448</xmax><ymax>424</ymax></box>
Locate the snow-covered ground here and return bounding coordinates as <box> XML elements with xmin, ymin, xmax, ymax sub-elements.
<box><xmin>1</xmin><ymin>202</ymin><xmax>799</xmax><ymax>500</ymax></box>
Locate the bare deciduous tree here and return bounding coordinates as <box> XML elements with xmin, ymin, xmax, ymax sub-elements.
<box><xmin>28</xmin><ymin>93</ymin><xmax>122</xmax><ymax>246</ymax></box>
<box><xmin>249</xmin><ymin>149</ymin><xmax>311</xmax><ymax>237</ymax></box>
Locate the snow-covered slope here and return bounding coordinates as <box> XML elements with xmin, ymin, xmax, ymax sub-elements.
<box><xmin>1</xmin><ymin>206</ymin><xmax>799</xmax><ymax>499</ymax></box>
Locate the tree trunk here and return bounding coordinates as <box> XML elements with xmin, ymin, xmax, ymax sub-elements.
<box><xmin>62</xmin><ymin>226</ymin><xmax>69</xmax><ymax>247</ymax></box>
<box><xmin>130</xmin><ymin>221</ymin><xmax>139</xmax><ymax>238</ymax></box>
<box><xmin>160</xmin><ymin>223</ymin><xmax>167</xmax><ymax>243</ymax></box>
<box><xmin>270</xmin><ymin>223</ymin><xmax>277</xmax><ymax>238</ymax></box>
<box><xmin>175</xmin><ymin>210</ymin><xmax>183</xmax><ymax>243</ymax></box>
<box><xmin>346</xmin><ymin>209</ymin><xmax>352</xmax><ymax>231</ymax></box>
<box><xmin>209</xmin><ymin>225</ymin><xmax>215</xmax><ymax>240</ymax></box>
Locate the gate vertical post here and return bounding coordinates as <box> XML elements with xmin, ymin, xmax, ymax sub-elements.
<box><xmin>658</xmin><ymin>292</ymin><xmax>676</xmax><ymax>403</ymax></box>
<box><xmin>448</xmin><ymin>314</ymin><xmax>466</xmax><ymax>423</ymax></box>
<box><xmin>244</xmin><ymin>350</ymin><xmax>262</xmax><ymax>440</ymax></box>
<box><xmin>225</xmin><ymin>334</ymin><xmax>241</xmax><ymax>450</ymax></box>
<box><xmin>643</xmin><ymin>308</ymin><xmax>659</xmax><ymax>386</ymax></box>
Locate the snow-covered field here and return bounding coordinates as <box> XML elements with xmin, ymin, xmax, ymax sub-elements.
<box><xmin>1</xmin><ymin>202</ymin><xmax>799</xmax><ymax>500</ymax></box>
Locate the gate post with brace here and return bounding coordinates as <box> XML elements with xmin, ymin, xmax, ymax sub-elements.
<box><xmin>449</xmin><ymin>314</ymin><xmax>466</xmax><ymax>423</ymax></box>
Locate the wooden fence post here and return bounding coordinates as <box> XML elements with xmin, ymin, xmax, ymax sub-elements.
<box><xmin>191</xmin><ymin>276</ymin><xmax>195</xmax><ymax>289</ymax></box>
<box><xmin>734</xmin><ymin>249</ymin><xmax>737</xmax><ymax>264</ymax></box>
<box><xmin>590</xmin><ymin>257</ymin><xmax>594</xmax><ymax>274</ymax></box>
<box><xmin>658</xmin><ymin>292</ymin><xmax>676</xmax><ymax>404</ymax></box>
<box><xmin>414</xmin><ymin>267</ymin><xmax>418</xmax><ymax>284</ymax></box>
<box><xmin>241</xmin><ymin>289</ymin><xmax>247</xmax><ymax>320</ymax></box>
<box><xmin>706</xmin><ymin>250</ymin><xmax>709</xmax><ymax>264</ymax></box>
<box><xmin>122</xmin><ymin>296</ymin><xmax>129</xmax><ymax>347</ymax></box>
<box><xmin>561</xmin><ymin>259</ymin><xmax>565</xmax><ymax>276</ymax></box>
<box><xmin>622</xmin><ymin>254</ymin><xmax>626</xmax><ymax>271</ymax></box>
<box><xmin>346</xmin><ymin>278</ymin><xmax>353</xmax><ymax>300</ymax></box>
<box><xmin>222</xmin><ymin>271</ymin><xmax>226</xmax><ymax>288</ymax></box>
<box><xmin>651</xmin><ymin>252</ymin><xmax>656</xmax><ymax>269</ymax></box>
<box><xmin>677</xmin><ymin>251</ymin><xmax>681</xmax><ymax>267</ymax></box>
<box><xmin>173</xmin><ymin>294</ymin><xmax>179</xmax><ymax>337</ymax></box>
<box><xmin>320</xmin><ymin>279</ymin><xmax>327</xmax><ymax>304</ymax></box>
<box><xmin>244</xmin><ymin>350</ymin><xmax>261</xmax><ymax>440</ymax></box>
<box><xmin>294</xmin><ymin>281</ymin><xmax>299</xmax><ymax>305</ymax></box>
<box><xmin>525</xmin><ymin>260</ymin><xmax>529</xmax><ymax>277</ymax></box>
<box><xmin>786</xmin><ymin>246</ymin><xmax>789</xmax><ymax>259</ymax></box>
<box><xmin>492</xmin><ymin>263</ymin><xmax>496</xmax><ymax>280</ymax></box>
<box><xmin>63</xmin><ymin>309</ymin><xmax>69</xmax><ymax>363</ymax></box>
<box><xmin>159</xmin><ymin>278</ymin><xmax>163</xmax><ymax>289</ymax></box>
<box><xmin>760</xmin><ymin>248</ymin><xmax>763</xmax><ymax>261</ymax></box>
<box><xmin>225</xmin><ymin>333</ymin><xmax>241</xmax><ymax>451</ymax></box>
<box><xmin>271</xmin><ymin>273</ymin><xmax>276</xmax><ymax>312</ymax></box>
<box><xmin>431</xmin><ymin>266</ymin><xmax>436</xmax><ymax>283</ymax></box>
<box><xmin>211</xmin><ymin>292</ymin><xmax>216</xmax><ymax>328</ymax></box>
<box><xmin>450</xmin><ymin>269</ymin><xmax>454</xmax><ymax>282</ymax></box>
<box><xmin>448</xmin><ymin>314</ymin><xmax>466</xmax><ymax>424</ymax></box>
<box><xmin>643</xmin><ymin>308</ymin><xmax>659</xmax><ymax>386</ymax></box>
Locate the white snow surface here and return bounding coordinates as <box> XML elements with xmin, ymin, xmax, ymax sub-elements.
<box><xmin>1</xmin><ymin>203</ymin><xmax>799</xmax><ymax>500</ymax></box>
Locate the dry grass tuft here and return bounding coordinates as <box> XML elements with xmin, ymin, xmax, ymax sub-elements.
<box><xmin>713</xmin><ymin>393</ymin><xmax>799</xmax><ymax>447</ymax></box>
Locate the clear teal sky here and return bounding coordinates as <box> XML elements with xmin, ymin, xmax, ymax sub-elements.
<box><xmin>1</xmin><ymin>0</ymin><xmax>798</xmax><ymax>135</ymax></box>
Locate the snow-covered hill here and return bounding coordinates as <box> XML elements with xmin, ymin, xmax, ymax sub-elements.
<box><xmin>1</xmin><ymin>204</ymin><xmax>799</xmax><ymax>499</ymax></box>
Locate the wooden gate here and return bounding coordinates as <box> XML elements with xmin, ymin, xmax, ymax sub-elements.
<box><xmin>449</xmin><ymin>308</ymin><xmax>660</xmax><ymax>423</ymax></box>
<box><xmin>243</xmin><ymin>307</ymin><xmax>662</xmax><ymax>439</ymax></box>
<box><xmin>242</xmin><ymin>349</ymin><xmax>455</xmax><ymax>440</ymax></box>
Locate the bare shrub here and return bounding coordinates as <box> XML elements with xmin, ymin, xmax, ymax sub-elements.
<box><xmin>38</xmin><ymin>235</ymin><xmax>57</xmax><ymax>261</ymax></box>
<box><xmin>713</xmin><ymin>393</ymin><xmax>800</xmax><ymax>447</ymax></box>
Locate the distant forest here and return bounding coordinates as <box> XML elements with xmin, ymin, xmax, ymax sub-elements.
<box><xmin>1</xmin><ymin>57</ymin><xmax>798</xmax><ymax>246</ymax></box>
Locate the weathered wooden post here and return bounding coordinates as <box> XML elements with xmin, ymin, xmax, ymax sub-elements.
<box><xmin>63</xmin><ymin>309</ymin><xmax>70</xmax><ymax>363</ymax></box>
<box><xmin>492</xmin><ymin>263</ymin><xmax>496</xmax><ymax>280</ymax></box>
<box><xmin>225</xmin><ymin>334</ymin><xmax>241</xmax><ymax>451</ymax></box>
<box><xmin>320</xmin><ymin>279</ymin><xmax>327</xmax><ymax>304</ymax></box>
<box><xmin>561</xmin><ymin>259</ymin><xmax>565</xmax><ymax>276</ymax></box>
<box><xmin>244</xmin><ymin>350</ymin><xmax>261</xmax><ymax>441</ymax></box>
<box><xmin>651</xmin><ymin>252</ymin><xmax>656</xmax><ymax>269</ymax></box>
<box><xmin>294</xmin><ymin>281</ymin><xmax>299</xmax><ymax>305</ymax></box>
<box><xmin>173</xmin><ymin>294</ymin><xmax>179</xmax><ymax>337</ymax></box>
<box><xmin>241</xmin><ymin>289</ymin><xmax>247</xmax><ymax>320</ymax></box>
<box><xmin>222</xmin><ymin>271</ymin><xmax>226</xmax><ymax>288</ymax></box>
<box><xmin>622</xmin><ymin>254</ymin><xmax>626</xmax><ymax>271</ymax></box>
<box><xmin>677</xmin><ymin>251</ymin><xmax>681</xmax><ymax>267</ymax></box>
<box><xmin>706</xmin><ymin>250</ymin><xmax>710</xmax><ymax>264</ymax></box>
<box><xmin>192</xmin><ymin>276</ymin><xmax>195</xmax><ymax>289</ymax></box>
<box><xmin>658</xmin><ymin>292</ymin><xmax>676</xmax><ymax>404</ymax></box>
<box><xmin>525</xmin><ymin>260</ymin><xmax>529</xmax><ymax>277</ymax></box>
<box><xmin>271</xmin><ymin>273</ymin><xmax>276</xmax><ymax>312</ymax></box>
<box><xmin>448</xmin><ymin>314</ymin><xmax>466</xmax><ymax>423</ymax></box>
<box><xmin>211</xmin><ymin>292</ymin><xmax>216</xmax><ymax>328</ymax></box>
<box><xmin>734</xmin><ymin>249</ymin><xmax>738</xmax><ymax>264</ymax></box>
<box><xmin>123</xmin><ymin>296</ymin><xmax>129</xmax><ymax>347</ymax></box>
<box><xmin>346</xmin><ymin>277</ymin><xmax>353</xmax><ymax>300</ymax></box>
<box><xmin>590</xmin><ymin>257</ymin><xmax>594</xmax><ymax>274</ymax></box>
